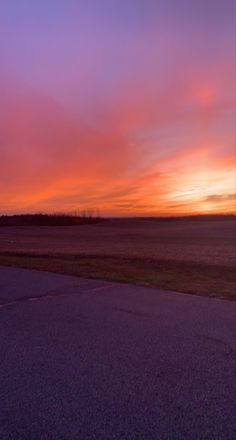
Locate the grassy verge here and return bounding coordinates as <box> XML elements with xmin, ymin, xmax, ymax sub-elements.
<box><xmin>0</xmin><ymin>252</ymin><xmax>235</xmax><ymax>300</ymax></box>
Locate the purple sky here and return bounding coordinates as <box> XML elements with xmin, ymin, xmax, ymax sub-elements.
<box><xmin>0</xmin><ymin>0</ymin><xmax>235</xmax><ymax>215</ymax></box>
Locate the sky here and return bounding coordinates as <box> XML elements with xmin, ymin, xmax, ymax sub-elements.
<box><xmin>0</xmin><ymin>0</ymin><xmax>235</xmax><ymax>216</ymax></box>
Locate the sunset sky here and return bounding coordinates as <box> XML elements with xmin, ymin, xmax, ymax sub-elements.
<box><xmin>0</xmin><ymin>0</ymin><xmax>235</xmax><ymax>216</ymax></box>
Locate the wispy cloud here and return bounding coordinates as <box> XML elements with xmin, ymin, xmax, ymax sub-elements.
<box><xmin>204</xmin><ymin>194</ymin><xmax>236</xmax><ymax>203</ymax></box>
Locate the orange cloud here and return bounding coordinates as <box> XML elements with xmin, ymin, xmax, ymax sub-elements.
<box><xmin>0</xmin><ymin>62</ymin><xmax>235</xmax><ymax>216</ymax></box>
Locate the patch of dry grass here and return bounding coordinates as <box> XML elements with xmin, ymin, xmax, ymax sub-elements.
<box><xmin>0</xmin><ymin>253</ymin><xmax>235</xmax><ymax>300</ymax></box>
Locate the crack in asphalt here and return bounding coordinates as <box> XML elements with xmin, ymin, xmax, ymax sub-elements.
<box><xmin>114</xmin><ymin>306</ymin><xmax>154</xmax><ymax>318</ymax></box>
<box><xmin>197</xmin><ymin>333</ymin><xmax>236</xmax><ymax>355</ymax></box>
<box><xmin>0</xmin><ymin>283</ymin><xmax>114</xmax><ymax>310</ymax></box>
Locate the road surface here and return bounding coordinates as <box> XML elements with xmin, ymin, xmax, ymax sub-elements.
<box><xmin>0</xmin><ymin>266</ymin><xmax>235</xmax><ymax>439</ymax></box>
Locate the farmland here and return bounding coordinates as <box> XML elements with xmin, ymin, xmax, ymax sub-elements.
<box><xmin>0</xmin><ymin>217</ymin><xmax>235</xmax><ymax>299</ymax></box>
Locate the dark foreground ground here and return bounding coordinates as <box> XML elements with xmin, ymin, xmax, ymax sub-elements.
<box><xmin>0</xmin><ymin>218</ymin><xmax>235</xmax><ymax>299</ymax></box>
<box><xmin>0</xmin><ymin>266</ymin><xmax>235</xmax><ymax>440</ymax></box>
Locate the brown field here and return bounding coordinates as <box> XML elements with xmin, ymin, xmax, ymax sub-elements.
<box><xmin>0</xmin><ymin>218</ymin><xmax>235</xmax><ymax>299</ymax></box>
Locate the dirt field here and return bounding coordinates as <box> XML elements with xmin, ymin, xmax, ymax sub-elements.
<box><xmin>0</xmin><ymin>218</ymin><xmax>235</xmax><ymax>299</ymax></box>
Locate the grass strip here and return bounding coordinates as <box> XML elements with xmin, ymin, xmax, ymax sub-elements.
<box><xmin>0</xmin><ymin>252</ymin><xmax>235</xmax><ymax>301</ymax></box>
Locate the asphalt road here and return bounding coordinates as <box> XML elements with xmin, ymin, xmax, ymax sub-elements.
<box><xmin>0</xmin><ymin>266</ymin><xmax>235</xmax><ymax>440</ymax></box>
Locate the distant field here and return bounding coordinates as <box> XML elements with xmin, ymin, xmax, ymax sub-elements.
<box><xmin>0</xmin><ymin>218</ymin><xmax>235</xmax><ymax>299</ymax></box>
